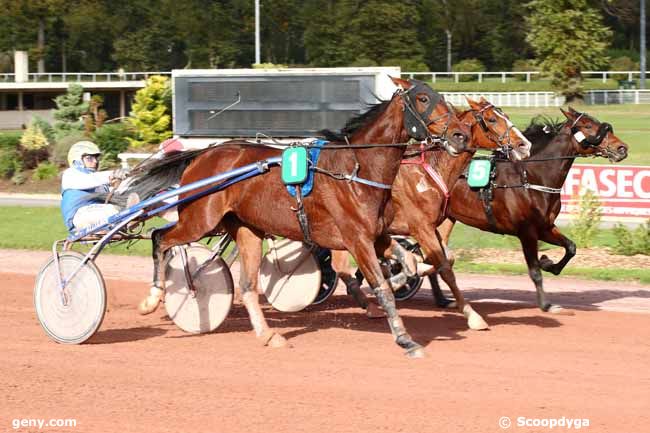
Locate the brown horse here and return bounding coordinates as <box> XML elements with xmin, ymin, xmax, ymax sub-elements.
<box><xmin>330</xmin><ymin>98</ymin><xmax>532</xmax><ymax>329</ymax></box>
<box><xmin>137</xmin><ymin>77</ymin><xmax>470</xmax><ymax>357</ymax></box>
<box><xmin>431</xmin><ymin>107</ymin><xmax>629</xmax><ymax>314</ymax></box>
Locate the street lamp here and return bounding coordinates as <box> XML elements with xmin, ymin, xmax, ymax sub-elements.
<box><xmin>255</xmin><ymin>0</ymin><xmax>261</xmax><ymax>65</ymax></box>
<box><xmin>641</xmin><ymin>0</ymin><xmax>646</xmax><ymax>89</ymax></box>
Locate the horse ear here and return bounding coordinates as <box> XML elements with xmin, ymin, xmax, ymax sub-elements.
<box><xmin>560</xmin><ymin>107</ymin><xmax>573</xmax><ymax>120</ymax></box>
<box><xmin>390</xmin><ymin>76</ymin><xmax>411</xmax><ymax>90</ymax></box>
<box><xmin>465</xmin><ymin>96</ymin><xmax>481</xmax><ymax>110</ymax></box>
<box><xmin>479</xmin><ymin>96</ymin><xmax>488</xmax><ymax>103</ymax></box>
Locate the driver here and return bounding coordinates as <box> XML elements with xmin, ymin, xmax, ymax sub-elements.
<box><xmin>61</xmin><ymin>141</ymin><xmax>128</xmax><ymax>231</ymax></box>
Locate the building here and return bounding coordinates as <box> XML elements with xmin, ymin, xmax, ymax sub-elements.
<box><xmin>0</xmin><ymin>51</ymin><xmax>168</xmax><ymax>130</ymax></box>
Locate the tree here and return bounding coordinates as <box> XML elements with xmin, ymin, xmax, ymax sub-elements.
<box><xmin>526</xmin><ymin>0</ymin><xmax>612</xmax><ymax>101</ymax></box>
<box><xmin>341</xmin><ymin>0</ymin><xmax>425</xmax><ymax>66</ymax></box>
<box><xmin>52</xmin><ymin>83</ymin><xmax>89</xmax><ymax>140</ymax></box>
<box><xmin>126</xmin><ymin>75</ymin><xmax>172</xmax><ymax>149</ymax></box>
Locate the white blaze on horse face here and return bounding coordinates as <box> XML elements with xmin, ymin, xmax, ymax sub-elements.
<box><xmin>494</xmin><ymin>109</ymin><xmax>531</xmax><ymax>160</ymax></box>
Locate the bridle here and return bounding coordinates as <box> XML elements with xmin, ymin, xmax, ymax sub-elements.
<box><xmin>399</xmin><ymin>80</ymin><xmax>455</xmax><ymax>153</ymax></box>
<box><xmin>569</xmin><ymin>111</ymin><xmax>614</xmax><ymax>154</ymax></box>
<box><xmin>473</xmin><ymin>104</ymin><xmax>517</xmax><ymax>157</ymax></box>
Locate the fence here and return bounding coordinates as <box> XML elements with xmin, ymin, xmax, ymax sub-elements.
<box><xmin>402</xmin><ymin>70</ymin><xmax>650</xmax><ymax>84</ymax></box>
<box><xmin>1</xmin><ymin>70</ymin><xmax>649</xmax><ymax>84</ymax></box>
<box><xmin>442</xmin><ymin>89</ymin><xmax>650</xmax><ymax>107</ymax></box>
<box><xmin>0</xmin><ymin>72</ymin><xmax>171</xmax><ymax>83</ymax></box>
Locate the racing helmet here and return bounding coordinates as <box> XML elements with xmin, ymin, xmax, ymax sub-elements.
<box><xmin>67</xmin><ymin>141</ymin><xmax>102</xmax><ymax>166</ymax></box>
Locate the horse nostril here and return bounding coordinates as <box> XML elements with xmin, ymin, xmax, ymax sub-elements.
<box><xmin>452</xmin><ymin>132</ymin><xmax>466</xmax><ymax>144</ymax></box>
<box><xmin>617</xmin><ymin>146</ymin><xmax>627</xmax><ymax>156</ymax></box>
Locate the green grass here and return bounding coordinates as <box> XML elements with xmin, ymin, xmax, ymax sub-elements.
<box><xmin>447</xmin><ymin>222</ymin><xmax>620</xmax><ymax>251</ymax></box>
<box><xmin>426</xmin><ymin>77</ymin><xmax>620</xmax><ymax>92</ymax></box>
<box><xmin>0</xmin><ymin>206</ymin><xmax>168</xmax><ymax>255</ymax></box>
<box><xmin>454</xmin><ymin>262</ymin><xmax>650</xmax><ymax>284</ymax></box>
<box><xmin>1</xmin><ymin>206</ymin><xmax>647</xmax><ymax>284</ymax></box>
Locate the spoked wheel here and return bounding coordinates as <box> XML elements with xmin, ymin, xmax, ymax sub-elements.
<box><xmin>392</xmin><ymin>237</ymin><xmax>425</xmax><ymax>301</ymax></box>
<box><xmin>312</xmin><ymin>247</ymin><xmax>339</xmax><ymax>305</ymax></box>
<box><xmin>164</xmin><ymin>244</ymin><xmax>234</xmax><ymax>334</ymax></box>
<box><xmin>259</xmin><ymin>238</ymin><xmax>321</xmax><ymax>312</ymax></box>
<box><xmin>34</xmin><ymin>251</ymin><xmax>106</xmax><ymax>344</ymax></box>
<box><xmin>354</xmin><ymin>237</ymin><xmax>425</xmax><ymax>302</ymax></box>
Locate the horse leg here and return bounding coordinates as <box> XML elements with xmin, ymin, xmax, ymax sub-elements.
<box><xmin>224</xmin><ymin>218</ymin><xmax>288</xmax><ymax>348</ymax></box>
<box><xmin>429</xmin><ymin>219</ymin><xmax>457</xmax><ymax>308</ymax></box>
<box><xmin>351</xmin><ymin>240</ymin><xmax>425</xmax><ymax>358</ymax></box>
<box><xmin>538</xmin><ymin>225</ymin><xmax>577</xmax><ymax>275</ymax></box>
<box><xmin>330</xmin><ymin>250</ymin><xmax>385</xmax><ymax>318</ymax></box>
<box><xmin>138</xmin><ymin>226</ymin><xmax>171</xmax><ymax>315</ymax></box>
<box><xmin>428</xmin><ymin>273</ymin><xmax>457</xmax><ymax>309</ymax></box>
<box><xmin>519</xmin><ymin>232</ymin><xmax>573</xmax><ymax>316</ymax></box>
<box><xmin>416</xmin><ymin>226</ymin><xmax>488</xmax><ymax>330</ymax></box>
<box><xmin>375</xmin><ymin>235</ymin><xmax>433</xmax><ymax>278</ymax></box>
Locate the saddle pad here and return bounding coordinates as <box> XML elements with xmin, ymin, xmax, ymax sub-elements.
<box><xmin>467</xmin><ymin>158</ymin><xmax>493</xmax><ymax>188</ymax></box>
<box><xmin>286</xmin><ymin>139</ymin><xmax>327</xmax><ymax>198</ymax></box>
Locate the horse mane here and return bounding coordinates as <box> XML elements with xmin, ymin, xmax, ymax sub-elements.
<box><xmin>524</xmin><ymin>116</ymin><xmax>566</xmax><ymax>155</ymax></box>
<box><xmin>319</xmin><ymin>99</ymin><xmax>391</xmax><ymax>141</ymax></box>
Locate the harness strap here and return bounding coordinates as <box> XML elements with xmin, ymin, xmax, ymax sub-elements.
<box><xmin>401</xmin><ymin>143</ymin><xmax>450</xmax><ymax>219</ymax></box>
<box><xmin>291</xmin><ymin>187</ymin><xmax>314</xmax><ymax>248</ymax></box>
<box><xmin>346</xmin><ymin>175</ymin><xmax>392</xmax><ymax>189</ymax></box>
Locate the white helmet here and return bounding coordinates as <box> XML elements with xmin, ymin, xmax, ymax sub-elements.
<box><xmin>67</xmin><ymin>141</ymin><xmax>101</xmax><ymax>166</ymax></box>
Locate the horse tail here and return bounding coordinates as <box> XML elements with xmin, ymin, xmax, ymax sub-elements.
<box><xmin>96</xmin><ymin>148</ymin><xmax>209</xmax><ymax>207</ymax></box>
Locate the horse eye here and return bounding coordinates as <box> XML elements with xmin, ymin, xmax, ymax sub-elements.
<box><xmin>488</xmin><ymin>118</ymin><xmax>497</xmax><ymax>123</ymax></box>
<box><xmin>417</xmin><ymin>95</ymin><xmax>429</xmax><ymax>103</ymax></box>
<box><xmin>585</xmin><ymin>123</ymin><xmax>593</xmax><ymax>129</ymax></box>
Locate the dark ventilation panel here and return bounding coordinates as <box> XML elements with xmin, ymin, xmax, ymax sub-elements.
<box><xmin>173</xmin><ymin>70</ymin><xmax>397</xmax><ymax>137</ymax></box>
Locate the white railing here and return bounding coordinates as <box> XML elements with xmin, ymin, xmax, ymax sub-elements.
<box><xmin>1</xmin><ymin>71</ymin><xmax>171</xmax><ymax>83</ymax></box>
<box><xmin>442</xmin><ymin>89</ymin><xmax>650</xmax><ymax>107</ymax></box>
<box><xmin>402</xmin><ymin>70</ymin><xmax>650</xmax><ymax>84</ymax></box>
<box><xmin>443</xmin><ymin>91</ymin><xmax>563</xmax><ymax>107</ymax></box>
<box><xmin>1</xmin><ymin>70</ymin><xmax>648</xmax><ymax>84</ymax></box>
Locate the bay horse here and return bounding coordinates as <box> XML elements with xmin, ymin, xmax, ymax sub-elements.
<box><xmin>329</xmin><ymin>97</ymin><xmax>532</xmax><ymax>330</ymax></box>
<box><xmin>133</xmin><ymin>77</ymin><xmax>470</xmax><ymax>358</ymax></box>
<box><xmin>430</xmin><ymin>107</ymin><xmax>628</xmax><ymax>315</ymax></box>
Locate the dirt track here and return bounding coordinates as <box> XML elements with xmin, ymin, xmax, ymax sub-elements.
<box><xmin>1</xmin><ymin>250</ymin><xmax>650</xmax><ymax>433</ymax></box>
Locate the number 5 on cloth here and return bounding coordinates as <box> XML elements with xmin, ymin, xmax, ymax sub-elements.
<box><xmin>281</xmin><ymin>147</ymin><xmax>309</xmax><ymax>185</ymax></box>
<box><xmin>467</xmin><ymin>159</ymin><xmax>492</xmax><ymax>188</ymax></box>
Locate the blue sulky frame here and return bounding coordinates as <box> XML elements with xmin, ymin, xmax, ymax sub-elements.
<box><xmin>51</xmin><ymin>156</ymin><xmax>282</xmax><ymax>301</ymax></box>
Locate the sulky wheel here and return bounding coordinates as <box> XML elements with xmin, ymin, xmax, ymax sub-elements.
<box><xmin>312</xmin><ymin>247</ymin><xmax>339</xmax><ymax>305</ymax></box>
<box><xmin>259</xmin><ymin>238</ymin><xmax>321</xmax><ymax>312</ymax></box>
<box><xmin>352</xmin><ymin>237</ymin><xmax>424</xmax><ymax>301</ymax></box>
<box><xmin>392</xmin><ymin>237</ymin><xmax>425</xmax><ymax>301</ymax></box>
<box><xmin>164</xmin><ymin>244</ymin><xmax>234</xmax><ymax>334</ymax></box>
<box><xmin>34</xmin><ymin>251</ymin><xmax>106</xmax><ymax>344</ymax></box>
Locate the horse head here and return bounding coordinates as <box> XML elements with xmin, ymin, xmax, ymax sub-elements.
<box><xmin>465</xmin><ymin>97</ymin><xmax>531</xmax><ymax>161</ymax></box>
<box><xmin>391</xmin><ymin>77</ymin><xmax>470</xmax><ymax>156</ymax></box>
<box><xmin>561</xmin><ymin>107</ymin><xmax>628</xmax><ymax>162</ymax></box>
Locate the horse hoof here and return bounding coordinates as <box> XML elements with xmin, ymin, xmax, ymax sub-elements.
<box><xmin>463</xmin><ymin>305</ymin><xmax>489</xmax><ymax>330</ymax></box>
<box><xmin>547</xmin><ymin>305</ymin><xmax>574</xmax><ymax>316</ymax></box>
<box><xmin>435</xmin><ymin>298</ymin><xmax>457</xmax><ymax>309</ymax></box>
<box><xmin>416</xmin><ymin>262</ymin><xmax>435</xmax><ymax>276</ymax></box>
<box><xmin>539</xmin><ymin>255</ymin><xmax>555</xmax><ymax>271</ymax></box>
<box><xmin>259</xmin><ymin>331</ymin><xmax>290</xmax><ymax>348</ymax></box>
<box><xmin>468</xmin><ymin>315</ymin><xmax>489</xmax><ymax>330</ymax></box>
<box><xmin>137</xmin><ymin>287</ymin><xmax>164</xmax><ymax>315</ymax></box>
<box><xmin>366</xmin><ymin>303</ymin><xmax>387</xmax><ymax>319</ymax></box>
<box><xmin>405</xmin><ymin>346</ymin><xmax>426</xmax><ymax>359</ymax></box>
<box><xmin>268</xmin><ymin>333</ymin><xmax>290</xmax><ymax>348</ymax></box>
